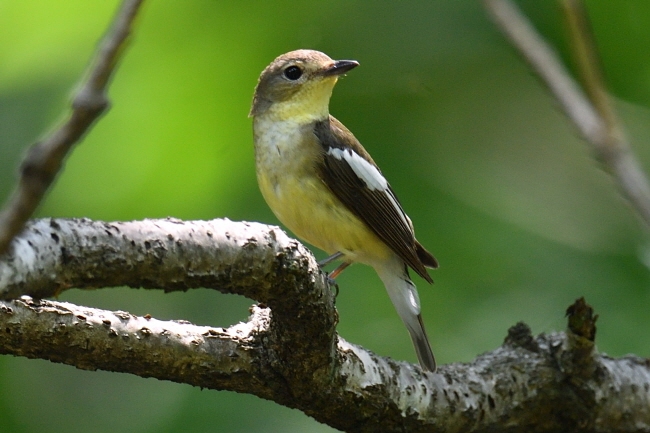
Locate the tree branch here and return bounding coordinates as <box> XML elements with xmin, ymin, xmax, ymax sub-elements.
<box><xmin>3</xmin><ymin>1</ymin><xmax>649</xmax><ymax>430</ymax></box>
<box><xmin>0</xmin><ymin>218</ymin><xmax>319</xmax><ymax>301</ymax></box>
<box><xmin>0</xmin><ymin>0</ymin><xmax>144</xmax><ymax>256</ymax></box>
<box><xmin>483</xmin><ymin>0</ymin><xmax>650</xmax><ymax>229</ymax></box>
<box><xmin>1</xmin><ymin>218</ymin><xmax>649</xmax><ymax>432</ymax></box>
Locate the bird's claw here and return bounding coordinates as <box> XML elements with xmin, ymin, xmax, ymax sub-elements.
<box><xmin>325</xmin><ymin>274</ymin><xmax>340</xmax><ymax>298</ymax></box>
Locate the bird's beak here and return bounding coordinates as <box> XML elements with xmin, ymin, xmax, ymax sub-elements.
<box><xmin>322</xmin><ymin>60</ymin><xmax>359</xmax><ymax>76</ymax></box>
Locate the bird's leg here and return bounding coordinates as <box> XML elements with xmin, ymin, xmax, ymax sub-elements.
<box><xmin>329</xmin><ymin>261</ymin><xmax>350</xmax><ymax>279</ymax></box>
<box><xmin>318</xmin><ymin>252</ymin><xmax>351</xmax><ymax>279</ymax></box>
<box><xmin>329</xmin><ymin>262</ymin><xmax>350</xmax><ymax>298</ymax></box>
<box><xmin>317</xmin><ymin>252</ymin><xmax>350</xmax><ymax>298</ymax></box>
<box><xmin>318</xmin><ymin>251</ymin><xmax>344</xmax><ymax>267</ymax></box>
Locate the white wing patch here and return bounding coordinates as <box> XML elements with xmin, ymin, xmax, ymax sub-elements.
<box><xmin>327</xmin><ymin>147</ymin><xmax>412</xmax><ymax>231</ymax></box>
<box><xmin>327</xmin><ymin>147</ymin><xmax>388</xmax><ymax>191</ymax></box>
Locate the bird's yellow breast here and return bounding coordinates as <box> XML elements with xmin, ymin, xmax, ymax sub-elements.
<box><xmin>253</xmin><ymin>116</ymin><xmax>392</xmax><ymax>265</ymax></box>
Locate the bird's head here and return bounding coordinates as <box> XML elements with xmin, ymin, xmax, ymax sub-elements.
<box><xmin>250</xmin><ymin>49</ymin><xmax>358</xmax><ymax>122</ymax></box>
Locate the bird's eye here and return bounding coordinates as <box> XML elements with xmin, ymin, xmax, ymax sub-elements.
<box><xmin>283</xmin><ymin>65</ymin><xmax>303</xmax><ymax>81</ymax></box>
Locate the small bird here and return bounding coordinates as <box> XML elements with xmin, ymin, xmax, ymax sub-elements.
<box><xmin>250</xmin><ymin>49</ymin><xmax>439</xmax><ymax>371</ymax></box>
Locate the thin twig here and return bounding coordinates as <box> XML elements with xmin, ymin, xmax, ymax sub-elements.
<box><xmin>0</xmin><ymin>0</ymin><xmax>145</xmax><ymax>256</ymax></box>
<box><xmin>560</xmin><ymin>0</ymin><xmax>620</xmax><ymax>135</ymax></box>
<box><xmin>483</xmin><ymin>0</ymin><xmax>650</xmax><ymax>229</ymax></box>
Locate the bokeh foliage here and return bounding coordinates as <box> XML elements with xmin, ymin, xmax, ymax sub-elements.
<box><xmin>1</xmin><ymin>1</ymin><xmax>649</xmax><ymax>432</ymax></box>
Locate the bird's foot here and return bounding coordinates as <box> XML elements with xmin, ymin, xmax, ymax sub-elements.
<box><xmin>325</xmin><ymin>276</ymin><xmax>340</xmax><ymax>298</ymax></box>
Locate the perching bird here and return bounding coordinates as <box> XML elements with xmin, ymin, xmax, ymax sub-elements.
<box><xmin>250</xmin><ymin>49</ymin><xmax>438</xmax><ymax>371</ymax></box>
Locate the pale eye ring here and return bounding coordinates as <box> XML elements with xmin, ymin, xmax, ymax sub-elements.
<box><xmin>283</xmin><ymin>65</ymin><xmax>303</xmax><ymax>80</ymax></box>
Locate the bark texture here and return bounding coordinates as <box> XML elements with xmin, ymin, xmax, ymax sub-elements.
<box><xmin>1</xmin><ymin>218</ymin><xmax>649</xmax><ymax>432</ymax></box>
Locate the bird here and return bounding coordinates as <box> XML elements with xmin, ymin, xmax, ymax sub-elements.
<box><xmin>250</xmin><ymin>49</ymin><xmax>438</xmax><ymax>371</ymax></box>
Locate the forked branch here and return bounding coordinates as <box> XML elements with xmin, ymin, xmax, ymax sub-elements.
<box><xmin>483</xmin><ymin>0</ymin><xmax>650</xmax><ymax>228</ymax></box>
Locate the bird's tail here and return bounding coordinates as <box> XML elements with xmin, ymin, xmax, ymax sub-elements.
<box><xmin>376</xmin><ymin>259</ymin><xmax>437</xmax><ymax>372</ymax></box>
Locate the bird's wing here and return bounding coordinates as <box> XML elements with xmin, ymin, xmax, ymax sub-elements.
<box><xmin>314</xmin><ymin>116</ymin><xmax>437</xmax><ymax>282</ymax></box>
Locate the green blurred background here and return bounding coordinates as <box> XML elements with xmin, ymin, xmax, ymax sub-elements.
<box><xmin>1</xmin><ymin>1</ymin><xmax>649</xmax><ymax>432</ymax></box>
